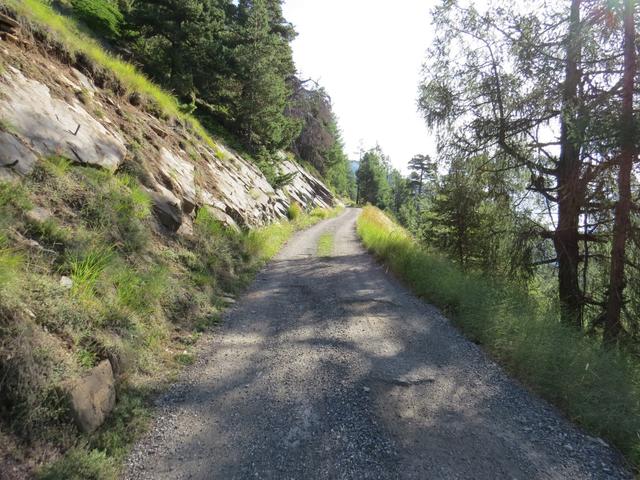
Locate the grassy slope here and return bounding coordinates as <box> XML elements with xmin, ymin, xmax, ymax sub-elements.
<box><xmin>0</xmin><ymin>157</ymin><xmax>339</xmax><ymax>479</ymax></box>
<box><xmin>5</xmin><ymin>0</ymin><xmax>217</xmax><ymax>149</ymax></box>
<box><xmin>357</xmin><ymin>206</ymin><xmax>640</xmax><ymax>469</ymax></box>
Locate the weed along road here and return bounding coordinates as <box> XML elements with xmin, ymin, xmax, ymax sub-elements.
<box><xmin>125</xmin><ymin>208</ymin><xmax>631</xmax><ymax>479</ymax></box>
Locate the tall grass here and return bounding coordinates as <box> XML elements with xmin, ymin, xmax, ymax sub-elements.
<box><xmin>357</xmin><ymin>206</ymin><xmax>640</xmax><ymax>468</ymax></box>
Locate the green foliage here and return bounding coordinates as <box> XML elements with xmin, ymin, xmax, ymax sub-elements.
<box><xmin>38</xmin><ymin>447</ymin><xmax>118</xmax><ymax>480</ymax></box>
<box><xmin>127</xmin><ymin>0</ymin><xmax>228</xmax><ymax>103</ymax></box>
<box><xmin>356</xmin><ymin>146</ymin><xmax>391</xmax><ymax>208</ymax></box>
<box><xmin>325</xmin><ymin>156</ymin><xmax>356</xmax><ymax>200</ymax></box>
<box><xmin>71</xmin><ymin>0</ymin><xmax>123</xmax><ymax>39</ymax></box>
<box><xmin>232</xmin><ymin>0</ymin><xmax>299</xmax><ymax>152</ymax></box>
<box><xmin>358</xmin><ymin>206</ymin><xmax>640</xmax><ymax>468</ymax></box>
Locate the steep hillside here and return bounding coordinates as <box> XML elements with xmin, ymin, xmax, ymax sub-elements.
<box><xmin>0</xmin><ymin>22</ymin><xmax>335</xmax><ymax>231</ymax></box>
<box><xmin>0</xmin><ymin>7</ymin><xmax>339</xmax><ymax>479</ymax></box>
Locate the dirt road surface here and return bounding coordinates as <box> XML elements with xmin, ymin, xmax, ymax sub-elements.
<box><xmin>125</xmin><ymin>208</ymin><xmax>631</xmax><ymax>479</ymax></box>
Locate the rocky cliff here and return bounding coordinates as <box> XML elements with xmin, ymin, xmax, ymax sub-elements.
<box><xmin>0</xmin><ymin>23</ymin><xmax>336</xmax><ymax>234</ymax></box>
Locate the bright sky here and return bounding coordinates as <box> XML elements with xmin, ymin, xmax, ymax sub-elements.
<box><xmin>283</xmin><ymin>0</ymin><xmax>437</xmax><ymax>173</ymax></box>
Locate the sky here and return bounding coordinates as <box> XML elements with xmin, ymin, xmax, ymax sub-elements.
<box><xmin>282</xmin><ymin>0</ymin><xmax>438</xmax><ymax>173</ymax></box>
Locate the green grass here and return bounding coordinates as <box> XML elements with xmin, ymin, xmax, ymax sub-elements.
<box><xmin>247</xmin><ymin>206</ymin><xmax>342</xmax><ymax>262</ymax></box>
<box><xmin>357</xmin><ymin>206</ymin><xmax>640</xmax><ymax>469</ymax></box>
<box><xmin>0</xmin><ymin>235</ymin><xmax>21</xmax><ymax>287</ymax></box>
<box><xmin>317</xmin><ymin>232</ymin><xmax>334</xmax><ymax>257</ymax></box>
<box><xmin>6</xmin><ymin>0</ymin><xmax>218</xmax><ymax>149</ymax></box>
<box><xmin>246</xmin><ymin>221</ymin><xmax>295</xmax><ymax>261</ymax></box>
<box><xmin>287</xmin><ymin>201</ymin><xmax>302</xmax><ymax>220</ymax></box>
<box><xmin>66</xmin><ymin>247</ymin><xmax>113</xmax><ymax>299</ymax></box>
<box><xmin>38</xmin><ymin>447</ymin><xmax>118</xmax><ymax>480</ymax></box>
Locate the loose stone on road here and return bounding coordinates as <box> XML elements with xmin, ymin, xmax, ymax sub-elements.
<box><xmin>126</xmin><ymin>208</ymin><xmax>631</xmax><ymax>479</ymax></box>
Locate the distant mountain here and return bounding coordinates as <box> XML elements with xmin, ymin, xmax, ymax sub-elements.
<box><xmin>349</xmin><ymin>160</ymin><xmax>360</xmax><ymax>175</ymax></box>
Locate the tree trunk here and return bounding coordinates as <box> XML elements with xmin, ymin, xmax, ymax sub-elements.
<box><xmin>555</xmin><ymin>0</ymin><xmax>583</xmax><ymax>327</ymax></box>
<box><xmin>605</xmin><ymin>0</ymin><xmax>637</xmax><ymax>343</ymax></box>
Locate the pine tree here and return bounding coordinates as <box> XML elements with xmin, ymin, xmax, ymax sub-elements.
<box><xmin>232</xmin><ymin>0</ymin><xmax>299</xmax><ymax>153</ymax></box>
<box><xmin>356</xmin><ymin>148</ymin><xmax>391</xmax><ymax>209</ymax></box>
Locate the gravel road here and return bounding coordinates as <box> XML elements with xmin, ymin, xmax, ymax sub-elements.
<box><xmin>125</xmin><ymin>208</ymin><xmax>632</xmax><ymax>480</ymax></box>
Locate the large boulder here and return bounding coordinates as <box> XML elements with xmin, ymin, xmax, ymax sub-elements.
<box><xmin>66</xmin><ymin>360</ymin><xmax>116</xmax><ymax>433</ymax></box>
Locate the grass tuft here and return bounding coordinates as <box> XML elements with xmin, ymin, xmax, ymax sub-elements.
<box><xmin>38</xmin><ymin>447</ymin><xmax>118</xmax><ymax>480</ymax></box>
<box><xmin>287</xmin><ymin>202</ymin><xmax>302</xmax><ymax>220</ymax></box>
<box><xmin>317</xmin><ymin>232</ymin><xmax>334</xmax><ymax>257</ymax></box>
<box><xmin>66</xmin><ymin>247</ymin><xmax>113</xmax><ymax>299</ymax></box>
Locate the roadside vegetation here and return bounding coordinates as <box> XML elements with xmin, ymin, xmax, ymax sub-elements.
<box><xmin>0</xmin><ymin>160</ymin><xmax>338</xmax><ymax>479</ymax></box>
<box><xmin>353</xmin><ymin>1</ymin><xmax>640</xmax><ymax>469</ymax></box>
<box><xmin>357</xmin><ymin>206</ymin><xmax>640</xmax><ymax>469</ymax></box>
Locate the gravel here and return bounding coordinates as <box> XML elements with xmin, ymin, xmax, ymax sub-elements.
<box><xmin>125</xmin><ymin>208</ymin><xmax>632</xmax><ymax>480</ymax></box>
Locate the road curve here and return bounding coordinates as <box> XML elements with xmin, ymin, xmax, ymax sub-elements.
<box><xmin>125</xmin><ymin>208</ymin><xmax>631</xmax><ymax>480</ymax></box>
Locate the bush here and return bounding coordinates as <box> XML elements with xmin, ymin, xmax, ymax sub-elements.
<box><xmin>70</xmin><ymin>0</ymin><xmax>123</xmax><ymax>39</ymax></box>
<box><xmin>357</xmin><ymin>206</ymin><xmax>640</xmax><ymax>468</ymax></box>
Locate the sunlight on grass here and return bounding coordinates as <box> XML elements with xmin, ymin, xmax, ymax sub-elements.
<box><xmin>357</xmin><ymin>206</ymin><xmax>640</xmax><ymax>468</ymax></box>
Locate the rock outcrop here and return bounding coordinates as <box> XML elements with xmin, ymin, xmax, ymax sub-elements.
<box><xmin>0</xmin><ymin>66</ymin><xmax>127</xmax><ymax>173</ymax></box>
<box><xmin>0</xmin><ymin>40</ymin><xmax>337</xmax><ymax>231</ymax></box>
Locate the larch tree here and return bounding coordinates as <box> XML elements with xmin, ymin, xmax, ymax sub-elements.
<box><xmin>605</xmin><ymin>0</ymin><xmax>638</xmax><ymax>342</ymax></box>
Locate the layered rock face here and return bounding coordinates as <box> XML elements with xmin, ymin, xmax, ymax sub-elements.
<box><xmin>0</xmin><ymin>41</ymin><xmax>336</xmax><ymax>232</ymax></box>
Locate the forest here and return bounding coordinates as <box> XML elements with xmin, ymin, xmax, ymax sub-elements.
<box><xmin>357</xmin><ymin>0</ymin><xmax>640</xmax><ymax>347</ymax></box>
